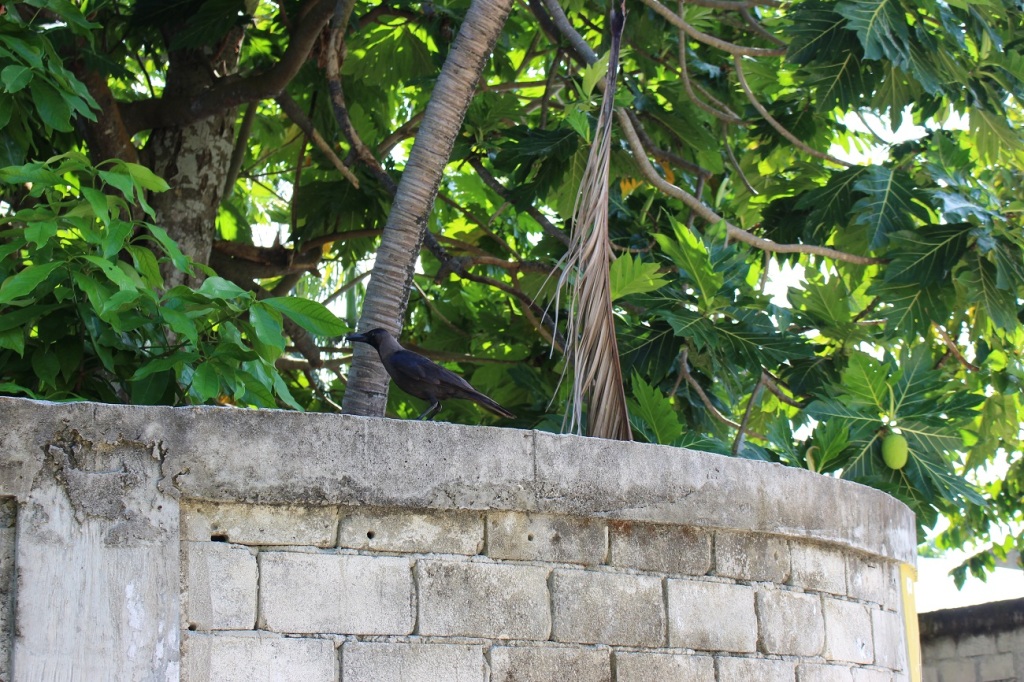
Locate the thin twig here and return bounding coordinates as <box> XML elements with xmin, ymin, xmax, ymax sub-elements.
<box><xmin>276</xmin><ymin>93</ymin><xmax>360</xmax><ymax>187</ymax></box>
<box><xmin>732</xmin><ymin>373</ymin><xmax>767</xmax><ymax>454</ymax></box>
<box><xmin>687</xmin><ymin>175</ymin><xmax>706</xmax><ymax>229</ymax></box>
<box><xmin>740</xmin><ymin>7</ymin><xmax>785</xmax><ymax>46</ymax></box>
<box><xmin>322</xmin><ymin>270</ymin><xmax>371</xmax><ymax>306</ymax></box>
<box><xmin>469</xmin><ymin>157</ymin><xmax>570</xmax><ymax>246</ymax></box>
<box><xmin>733</xmin><ymin>56</ymin><xmax>850</xmax><ymax>167</ymax></box>
<box><xmin>412</xmin><ymin>279</ymin><xmax>472</xmax><ymax>337</ymax></box>
<box><xmin>758</xmin><ymin>251</ymin><xmax>771</xmax><ymax>294</ymax></box>
<box><xmin>517</xmin><ymin>279</ymin><xmax>564</xmax><ymax>353</ymax></box>
<box><xmin>642</xmin><ymin>0</ymin><xmax>786</xmax><ymax>57</ymax></box>
<box><xmin>852</xmin><ymin>296</ymin><xmax>883</xmax><ymax>323</ymax></box>
<box><xmin>722</xmin><ymin>121</ymin><xmax>758</xmax><ymax>195</ymax></box>
<box><xmin>325</xmin><ymin>1</ymin><xmax>398</xmax><ymax>192</ymax></box>
<box><xmin>223</xmin><ymin>102</ymin><xmax>257</xmax><ymax>199</ymax></box>
<box><xmin>540</xmin><ymin>49</ymin><xmax>562</xmax><ymax>128</ymax></box>
<box><xmin>678</xmin><ymin>34</ymin><xmax>744</xmax><ymax>123</ymax></box>
<box><xmin>934</xmin><ymin>324</ymin><xmax>980</xmax><ymax>372</ymax></box>
<box><xmin>678</xmin><ymin>348</ymin><xmax>743</xmax><ymax>430</ymax></box>
<box><xmin>762</xmin><ymin>370</ymin><xmax>805</xmax><ymax>408</ymax></box>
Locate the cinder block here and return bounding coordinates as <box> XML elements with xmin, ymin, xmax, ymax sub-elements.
<box><xmin>797</xmin><ymin>663</ymin><xmax>854</xmax><ymax>682</ymax></box>
<box><xmin>487</xmin><ymin>511</ymin><xmax>607</xmax><ymax>565</ymax></box>
<box><xmin>717</xmin><ymin>656</ymin><xmax>796</xmax><ymax>681</ymax></box>
<box><xmin>922</xmin><ymin>636</ymin><xmax>957</xmax><ymax>660</ymax></box>
<box><xmin>182</xmin><ymin>632</ymin><xmax>337</xmax><ymax>682</ymax></box>
<box><xmin>550</xmin><ymin>568</ymin><xmax>665</xmax><ymax>647</ymax></box>
<box><xmin>995</xmin><ymin>628</ymin><xmax>1024</xmax><ymax>653</ymax></box>
<box><xmin>922</xmin><ymin>665</ymin><xmax>939</xmax><ymax>682</ymax></box>
<box><xmin>259</xmin><ymin>551</ymin><xmax>413</xmax><ymax>635</ymax></box>
<box><xmin>978</xmin><ymin>652</ymin><xmax>1014</xmax><ymax>681</ymax></box>
<box><xmin>667</xmin><ymin>579</ymin><xmax>756</xmax><ymax>653</ymax></box>
<box><xmin>936</xmin><ymin>659</ymin><xmax>977</xmax><ymax>682</ymax></box>
<box><xmin>756</xmin><ymin>589</ymin><xmax>824</xmax><ymax>656</ymax></box>
<box><xmin>608</xmin><ymin>521</ymin><xmax>711</xmax><ymax>575</ymax></box>
<box><xmin>872</xmin><ymin>608</ymin><xmax>907</xmax><ymax>671</ymax></box>
<box><xmin>416</xmin><ymin>559</ymin><xmax>550</xmax><ymax>640</ymax></box>
<box><xmin>181</xmin><ymin>500</ymin><xmax>338</xmax><ymax>547</ymax></box>
<box><xmin>716</xmin><ymin>531</ymin><xmax>790</xmax><ymax>583</ymax></box>
<box><xmin>846</xmin><ymin>556</ymin><xmax>897</xmax><ymax>607</ymax></box>
<box><xmin>184</xmin><ymin>541</ymin><xmax>258</xmax><ymax>630</ymax></box>
<box><xmin>338</xmin><ymin>507</ymin><xmax>483</xmax><ymax>555</ymax></box>
<box><xmin>489</xmin><ymin>646</ymin><xmax>610</xmax><ymax>681</ymax></box>
<box><xmin>823</xmin><ymin>598</ymin><xmax>873</xmax><ymax>664</ymax></box>
<box><xmin>614</xmin><ymin>652</ymin><xmax>715</xmax><ymax>681</ymax></box>
<box><xmin>957</xmin><ymin>633</ymin><xmax>998</xmax><ymax>657</ymax></box>
<box><xmin>342</xmin><ymin>641</ymin><xmax>482</xmax><ymax>682</ymax></box>
<box><xmin>851</xmin><ymin>668</ymin><xmax>892</xmax><ymax>682</ymax></box>
<box><xmin>790</xmin><ymin>543</ymin><xmax>847</xmax><ymax>595</ymax></box>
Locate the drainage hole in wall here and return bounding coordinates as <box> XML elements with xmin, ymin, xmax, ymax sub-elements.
<box><xmin>188</xmin><ymin>624</ymin><xmax>197</xmax><ymax>631</ymax></box>
<box><xmin>211</xmin><ymin>534</ymin><xmax>229</xmax><ymax>542</ymax></box>
<box><xmin>527</xmin><ymin>534</ymin><xmax>535</xmax><ymax>542</ymax></box>
<box><xmin>366</xmin><ymin>531</ymin><xmax>376</xmax><ymax>540</ymax></box>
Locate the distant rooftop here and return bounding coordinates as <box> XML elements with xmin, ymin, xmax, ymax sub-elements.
<box><xmin>919</xmin><ymin>597</ymin><xmax>1024</xmax><ymax>640</ymax></box>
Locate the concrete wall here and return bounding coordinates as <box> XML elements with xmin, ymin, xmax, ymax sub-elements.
<box><xmin>920</xmin><ymin>598</ymin><xmax>1024</xmax><ymax>682</ymax></box>
<box><xmin>0</xmin><ymin>397</ymin><xmax>917</xmax><ymax>681</ymax></box>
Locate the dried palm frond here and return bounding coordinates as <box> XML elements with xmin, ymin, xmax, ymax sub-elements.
<box><xmin>555</xmin><ymin>2</ymin><xmax>631</xmax><ymax>441</ymax></box>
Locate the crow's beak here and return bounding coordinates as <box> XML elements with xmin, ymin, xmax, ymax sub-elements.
<box><xmin>345</xmin><ymin>332</ymin><xmax>368</xmax><ymax>344</ymax></box>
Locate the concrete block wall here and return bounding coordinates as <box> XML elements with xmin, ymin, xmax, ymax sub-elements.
<box><xmin>0</xmin><ymin>398</ymin><xmax>917</xmax><ymax>681</ymax></box>
<box><xmin>919</xmin><ymin>598</ymin><xmax>1024</xmax><ymax>682</ymax></box>
<box><xmin>181</xmin><ymin>502</ymin><xmax>909</xmax><ymax>681</ymax></box>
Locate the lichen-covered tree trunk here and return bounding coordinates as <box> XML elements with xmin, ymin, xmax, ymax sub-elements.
<box><xmin>146</xmin><ymin>115</ymin><xmax>236</xmax><ymax>288</ymax></box>
<box><xmin>341</xmin><ymin>0</ymin><xmax>514</xmax><ymax>417</ymax></box>
<box><xmin>142</xmin><ymin>39</ymin><xmax>241</xmax><ymax>288</ymax></box>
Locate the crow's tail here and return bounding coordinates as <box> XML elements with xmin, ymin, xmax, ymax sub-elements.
<box><xmin>471</xmin><ymin>391</ymin><xmax>516</xmax><ymax>420</ymax></box>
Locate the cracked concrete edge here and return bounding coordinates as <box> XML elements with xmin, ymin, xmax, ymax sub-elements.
<box><xmin>0</xmin><ymin>397</ymin><xmax>916</xmax><ymax>564</ymax></box>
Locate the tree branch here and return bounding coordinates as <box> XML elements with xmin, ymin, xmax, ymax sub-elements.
<box><xmin>532</xmin><ymin>0</ymin><xmax>875</xmax><ymax>265</ymax></box>
<box><xmin>325</xmin><ymin>0</ymin><xmax>398</xmax><ymax>193</ymax></box>
<box><xmin>627</xmin><ymin>110</ymin><xmax>712</xmax><ymax>179</ymax></box>
<box><xmin>120</xmin><ymin>0</ymin><xmax>336</xmax><ymax>135</ymax></box>
<box><xmin>616</xmin><ymin>107</ymin><xmax>880</xmax><ymax>264</ymax></box>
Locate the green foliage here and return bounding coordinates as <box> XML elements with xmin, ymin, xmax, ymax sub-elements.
<box><xmin>609</xmin><ymin>252</ymin><xmax>668</xmax><ymax>300</ymax></box>
<box><xmin>0</xmin><ymin>2</ymin><xmax>98</xmax><ymax>166</ymax></box>
<box><xmin>0</xmin><ymin>153</ymin><xmax>340</xmax><ymax>408</ymax></box>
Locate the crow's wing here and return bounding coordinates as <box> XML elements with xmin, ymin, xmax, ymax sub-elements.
<box><xmin>384</xmin><ymin>350</ymin><xmax>475</xmax><ymax>400</ymax></box>
<box><xmin>384</xmin><ymin>349</ymin><xmax>515</xmax><ymax>419</ymax></box>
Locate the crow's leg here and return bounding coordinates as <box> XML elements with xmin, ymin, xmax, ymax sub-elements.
<box><xmin>417</xmin><ymin>401</ymin><xmax>442</xmax><ymax>420</ymax></box>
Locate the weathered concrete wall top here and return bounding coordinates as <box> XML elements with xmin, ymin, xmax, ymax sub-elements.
<box><xmin>0</xmin><ymin>398</ymin><xmax>915</xmax><ymax>564</ymax></box>
<box><xmin>0</xmin><ymin>397</ymin><xmax>918</xmax><ymax>681</ymax></box>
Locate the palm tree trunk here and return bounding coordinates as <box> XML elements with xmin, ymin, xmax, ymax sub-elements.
<box><xmin>341</xmin><ymin>0</ymin><xmax>514</xmax><ymax>416</ymax></box>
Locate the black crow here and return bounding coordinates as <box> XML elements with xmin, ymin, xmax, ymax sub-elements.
<box><xmin>346</xmin><ymin>328</ymin><xmax>516</xmax><ymax>421</ymax></box>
